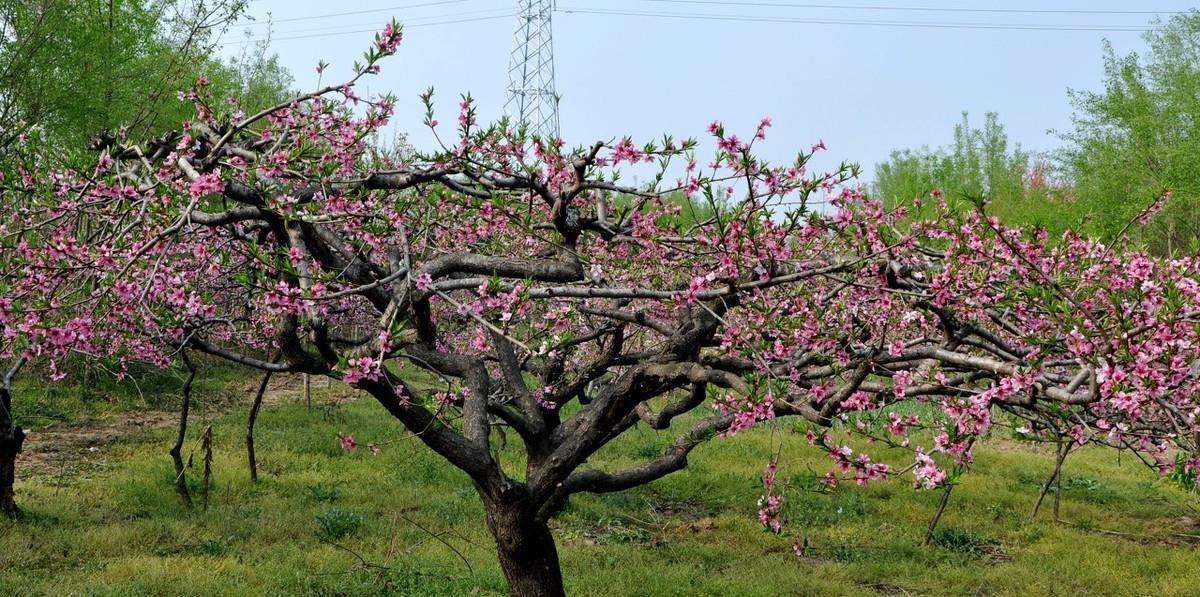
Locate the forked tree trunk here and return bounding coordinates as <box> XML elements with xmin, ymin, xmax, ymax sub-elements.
<box><xmin>170</xmin><ymin>360</ymin><xmax>197</xmax><ymax>508</ymax></box>
<box><xmin>1032</xmin><ymin>437</ymin><xmax>1071</xmax><ymax>520</ymax></box>
<box><xmin>484</xmin><ymin>499</ymin><xmax>565</xmax><ymax>597</ymax></box>
<box><xmin>0</xmin><ymin>387</ymin><xmax>25</xmax><ymax>519</ymax></box>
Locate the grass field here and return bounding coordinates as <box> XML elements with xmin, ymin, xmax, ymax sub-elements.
<box><xmin>3</xmin><ymin>375</ymin><xmax>1200</xmax><ymax>596</ymax></box>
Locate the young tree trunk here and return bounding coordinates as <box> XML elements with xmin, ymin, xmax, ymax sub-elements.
<box><xmin>0</xmin><ymin>387</ymin><xmax>25</xmax><ymax>519</ymax></box>
<box><xmin>923</xmin><ymin>481</ymin><xmax>955</xmax><ymax>545</ymax></box>
<box><xmin>246</xmin><ymin>368</ymin><xmax>273</xmax><ymax>482</ymax></box>
<box><xmin>484</xmin><ymin>499</ymin><xmax>566</xmax><ymax>597</ymax></box>
<box><xmin>170</xmin><ymin>361</ymin><xmax>197</xmax><ymax>508</ymax></box>
<box><xmin>303</xmin><ymin>373</ymin><xmax>311</xmax><ymax>412</ymax></box>
<box><xmin>1031</xmin><ymin>438</ymin><xmax>1071</xmax><ymax>520</ymax></box>
<box><xmin>200</xmin><ymin>425</ymin><xmax>214</xmax><ymax>511</ymax></box>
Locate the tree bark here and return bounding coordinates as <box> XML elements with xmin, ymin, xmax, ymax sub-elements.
<box><xmin>170</xmin><ymin>360</ymin><xmax>197</xmax><ymax>508</ymax></box>
<box><xmin>485</xmin><ymin>499</ymin><xmax>566</xmax><ymax>597</ymax></box>
<box><xmin>200</xmin><ymin>425</ymin><xmax>214</xmax><ymax>510</ymax></box>
<box><xmin>1032</xmin><ymin>438</ymin><xmax>1070</xmax><ymax>520</ymax></box>
<box><xmin>247</xmin><ymin>368</ymin><xmax>273</xmax><ymax>482</ymax></box>
<box><xmin>1</xmin><ymin>387</ymin><xmax>24</xmax><ymax>519</ymax></box>
<box><xmin>923</xmin><ymin>481</ymin><xmax>955</xmax><ymax>545</ymax></box>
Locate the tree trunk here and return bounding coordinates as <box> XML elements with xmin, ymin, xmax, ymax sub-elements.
<box><xmin>485</xmin><ymin>500</ymin><xmax>566</xmax><ymax>597</ymax></box>
<box><xmin>170</xmin><ymin>361</ymin><xmax>197</xmax><ymax>508</ymax></box>
<box><xmin>0</xmin><ymin>429</ymin><xmax>21</xmax><ymax>519</ymax></box>
<box><xmin>1</xmin><ymin>387</ymin><xmax>25</xmax><ymax>519</ymax></box>
<box><xmin>247</xmin><ymin>368</ymin><xmax>273</xmax><ymax>482</ymax></box>
<box><xmin>1031</xmin><ymin>438</ymin><xmax>1069</xmax><ymax>520</ymax></box>
<box><xmin>923</xmin><ymin>481</ymin><xmax>955</xmax><ymax>544</ymax></box>
<box><xmin>200</xmin><ymin>425</ymin><xmax>214</xmax><ymax>511</ymax></box>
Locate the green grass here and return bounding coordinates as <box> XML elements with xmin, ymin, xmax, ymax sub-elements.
<box><xmin>11</xmin><ymin>361</ymin><xmax>246</xmax><ymax>428</ymax></box>
<box><xmin>3</xmin><ymin>380</ymin><xmax>1200</xmax><ymax>596</ymax></box>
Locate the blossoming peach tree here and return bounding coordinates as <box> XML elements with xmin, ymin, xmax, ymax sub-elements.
<box><xmin>5</xmin><ymin>22</ymin><xmax>1200</xmax><ymax>594</ymax></box>
<box><xmin>1</xmin><ymin>127</ymin><xmax>181</xmax><ymax>516</ymax></box>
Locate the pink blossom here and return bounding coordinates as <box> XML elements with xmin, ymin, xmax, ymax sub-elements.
<box><xmin>188</xmin><ymin>172</ymin><xmax>224</xmax><ymax>200</ymax></box>
<box><xmin>913</xmin><ymin>452</ymin><xmax>946</xmax><ymax>489</ymax></box>
<box><xmin>344</xmin><ymin>357</ymin><xmax>382</xmax><ymax>384</ymax></box>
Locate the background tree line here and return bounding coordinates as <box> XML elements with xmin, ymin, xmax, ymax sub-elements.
<box><xmin>0</xmin><ymin>0</ymin><xmax>292</xmax><ymax>170</ymax></box>
<box><xmin>873</xmin><ymin>11</ymin><xmax>1200</xmax><ymax>256</ymax></box>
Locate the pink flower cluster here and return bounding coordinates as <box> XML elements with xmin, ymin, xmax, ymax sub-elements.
<box><xmin>913</xmin><ymin>452</ymin><xmax>947</xmax><ymax>489</ymax></box>
<box><xmin>188</xmin><ymin>172</ymin><xmax>224</xmax><ymax>200</ymax></box>
<box><xmin>376</xmin><ymin>21</ymin><xmax>403</xmax><ymax>55</ymax></box>
<box><xmin>344</xmin><ymin>357</ymin><xmax>382</xmax><ymax>384</ymax></box>
<box><xmin>757</xmin><ymin>461</ymin><xmax>783</xmax><ymax>534</ymax></box>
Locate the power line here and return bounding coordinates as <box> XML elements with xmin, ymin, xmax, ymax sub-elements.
<box><xmin>220</xmin><ymin>13</ymin><xmax>515</xmax><ymax>47</ymax></box>
<box><xmin>218</xmin><ymin>0</ymin><xmax>1166</xmax><ymax>49</ymax></box>
<box><xmin>224</xmin><ymin>0</ymin><xmax>1182</xmax><ymax>32</ymax></box>
<box><xmin>556</xmin><ymin>7</ymin><xmax>1157</xmax><ymax>32</ymax></box>
<box><xmin>633</xmin><ymin>0</ymin><xmax>1186</xmax><ymax>17</ymax></box>
<box><xmin>228</xmin><ymin>0</ymin><xmax>479</xmax><ymax>28</ymax></box>
<box><xmin>224</xmin><ymin>8</ymin><xmax>512</xmax><ymax>40</ymax></box>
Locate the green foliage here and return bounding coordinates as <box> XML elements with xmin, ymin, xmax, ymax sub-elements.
<box><xmin>306</xmin><ymin>483</ymin><xmax>343</xmax><ymax>503</ymax></box>
<box><xmin>1167</xmin><ymin>453</ymin><xmax>1199</xmax><ymax>489</ymax></box>
<box><xmin>0</xmin><ymin>0</ymin><xmax>292</xmax><ymax>168</ymax></box>
<box><xmin>873</xmin><ymin>112</ymin><xmax>1075</xmax><ymax>235</ymax></box>
<box><xmin>1062</xmin><ymin>475</ymin><xmax>1103</xmax><ymax>493</ymax></box>
<box><xmin>875</xmin><ymin>112</ymin><xmax>1025</xmax><ymax>203</ymax></box>
<box><xmin>929</xmin><ymin>526</ymin><xmax>994</xmax><ymax>556</ymax></box>
<box><xmin>1058</xmin><ymin>10</ymin><xmax>1200</xmax><ymax>254</ymax></box>
<box><xmin>314</xmin><ymin>507</ymin><xmax>365</xmax><ymax>542</ymax></box>
<box><xmin>216</xmin><ymin>40</ymin><xmax>296</xmax><ymax>118</ymax></box>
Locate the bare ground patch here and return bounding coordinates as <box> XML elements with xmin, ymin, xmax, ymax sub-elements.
<box><xmin>16</xmin><ymin>374</ymin><xmax>350</xmax><ymax>476</ymax></box>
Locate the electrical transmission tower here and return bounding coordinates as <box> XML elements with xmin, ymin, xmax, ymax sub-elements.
<box><xmin>505</xmin><ymin>0</ymin><xmax>560</xmax><ymax>140</ymax></box>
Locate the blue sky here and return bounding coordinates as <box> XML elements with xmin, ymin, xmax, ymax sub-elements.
<box><xmin>218</xmin><ymin>1</ymin><xmax>1198</xmax><ymax>183</ymax></box>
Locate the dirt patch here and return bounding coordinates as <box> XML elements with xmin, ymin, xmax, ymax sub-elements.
<box><xmin>857</xmin><ymin>581</ymin><xmax>914</xmax><ymax>596</ymax></box>
<box><xmin>248</xmin><ymin>372</ymin><xmax>340</xmax><ymax>406</ymax></box>
<box><xmin>18</xmin><ymin>409</ymin><xmax>180</xmax><ymax>475</ymax></box>
<box><xmin>15</xmin><ymin>374</ymin><xmax>348</xmax><ymax>476</ymax></box>
<box><xmin>682</xmin><ymin>517</ymin><xmax>717</xmax><ymax>534</ymax></box>
<box><xmin>643</xmin><ymin>491</ymin><xmax>718</xmax><ymax>522</ymax></box>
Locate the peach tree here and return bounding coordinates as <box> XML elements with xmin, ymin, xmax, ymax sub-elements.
<box><xmin>6</xmin><ymin>23</ymin><xmax>1200</xmax><ymax>595</ymax></box>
